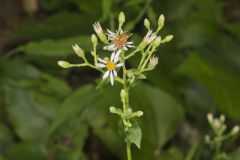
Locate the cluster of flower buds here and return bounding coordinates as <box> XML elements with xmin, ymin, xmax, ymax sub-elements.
<box><xmin>205</xmin><ymin>113</ymin><xmax>239</xmax><ymax>159</ymax></box>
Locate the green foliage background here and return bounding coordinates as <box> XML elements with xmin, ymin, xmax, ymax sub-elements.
<box><xmin>0</xmin><ymin>0</ymin><xmax>240</xmax><ymax>159</ymax></box>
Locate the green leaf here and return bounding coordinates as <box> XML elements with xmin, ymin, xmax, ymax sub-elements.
<box><xmin>6</xmin><ymin>143</ymin><xmax>48</xmax><ymax>160</ymax></box>
<box><xmin>177</xmin><ymin>53</ymin><xmax>240</xmax><ymax>121</ymax></box>
<box><xmin>71</xmin><ymin>0</ymin><xmax>102</xmax><ymax>16</ymax></box>
<box><xmin>12</xmin><ymin>12</ymin><xmax>95</xmax><ymax>39</ymax></box>
<box><xmin>0</xmin><ymin>122</ymin><xmax>13</xmax><ymax>153</ymax></box>
<box><xmin>48</xmin><ymin>85</ymin><xmax>97</xmax><ymax>135</ymax></box>
<box><xmin>126</xmin><ymin>121</ymin><xmax>142</xmax><ymax>149</ymax></box>
<box><xmin>2</xmin><ymin>61</ymin><xmax>70</xmax><ymax>141</ymax></box>
<box><xmin>16</xmin><ymin>36</ymin><xmax>91</xmax><ymax>57</ymax></box>
<box><xmin>101</xmin><ymin>0</ymin><xmax>112</xmax><ymax>21</ymax></box>
<box><xmin>230</xmin><ymin>148</ymin><xmax>240</xmax><ymax>160</ymax></box>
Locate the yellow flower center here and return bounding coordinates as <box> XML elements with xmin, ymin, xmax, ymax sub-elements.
<box><xmin>106</xmin><ymin>61</ymin><xmax>116</xmax><ymax>71</ymax></box>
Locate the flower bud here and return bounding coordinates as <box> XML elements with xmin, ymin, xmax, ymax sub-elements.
<box><xmin>207</xmin><ymin>113</ymin><xmax>214</xmax><ymax>124</ymax></box>
<box><xmin>152</xmin><ymin>36</ymin><xmax>161</xmax><ymax>48</ymax></box>
<box><xmin>127</xmin><ymin>70</ymin><xmax>134</xmax><ymax>78</ymax></box>
<box><xmin>127</xmin><ymin>108</ymin><xmax>132</xmax><ymax>115</ymax></box>
<box><xmin>119</xmin><ymin>12</ymin><xmax>125</xmax><ymax>26</ymax></box>
<box><xmin>144</xmin><ymin>18</ymin><xmax>150</xmax><ymax>30</ymax></box>
<box><xmin>161</xmin><ymin>35</ymin><xmax>173</xmax><ymax>43</ymax></box>
<box><xmin>136</xmin><ymin>111</ymin><xmax>143</xmax><ymax>117</ymax></box>
<box><xmin>157</xmin><ymin>14</ymin><xmax>165</xmax><ymax>31</ymax></box>
<box><xmin>205</xmin><ymin>135</ymin><xmax>211</xmax><ymax>144</ymax></box>
<box><xmin>231</xmin><ymin>125</ymin><xmax>240</xmax><ymax>135</ymax></box>
<box><xmin>120</xmin><ymin>89</ymin><xmax>127</xmax><ymax>99</ymax></box>
<box><xmin>213</xmin><ymin>119</ymin><xmax>221</xmax><ymax>128</ymax></box>
<box><xmin>58</xmin><ymin>61</ymin><xmax>72</xmax><ymax>68</ymax></box>
<box><xmin>220</xmin><ymin>115</ymin><xmax>225</xmax><ymax>123</ymax></box>
<box><xmin>109</xmin><ymin>106</ymin><xmax>117</xmax><ymax>113</ymax></box>
<box><xmin>72</xmin><ymin>44</ymin><xmax>84</xmax><ymax>58</ymax></box>
<box><xmin>91</xmin><ymin>34</ymin><xmax>98</xmax><ymax>45</ymax></box>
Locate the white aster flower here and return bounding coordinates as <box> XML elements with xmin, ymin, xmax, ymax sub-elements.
<box><xmin>143</xmin><ymin>30</ymin><xmax>157</xmax><ymax>45</ymax></box>
<box><xmin>97</xmin><ymin>50</ymin><xmax>123</xmax><ymax>85</ymax></box>
<box><xmin>104</xmin><ymin>29</ymin><xmax>134</xmax><ymax>51</ymax></box>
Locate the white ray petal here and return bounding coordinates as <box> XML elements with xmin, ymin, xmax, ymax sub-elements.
<box><xmin>126</xmin><ymin>44</ymin><xmax>135</xmax><ymax>48</ymax></box>
<box><xmin>116</xmin><ymin>63</ymin><xmax>123</xmax><ymax>67</ymax></box>
<box><xmin>114</xmin><ymin>50</ymin><xmax>121</xmax><ymax>62</ymax></box>
<box><xmin>126</xmin><ymin>41</ymin><xmax>133</xmax><ymax>44</ymax></box>
<box><xmin>110</xmin><ymin>52</ymin><xmax>115</xmax><ymax>61</ymax></box>
<box><xmin>98</xmin><ymin>58</ymin><xmax>107</xmax><ymax>64</ymax></box>
<box><xmin>123</xmin><ymin>46</ymin><xmax>128</xmax><ymax>51</ymax></box>
<box><xmin>110</xmin><ymin>71</ymin><xmax>114</xmax><ymax>85</ymax></box>
<box><xmin>96</xmin><ymin>63</ymin><xmax>106</xmax><ymax>68</ymax></box>
<box><xmin>113</xmin><ymin>70</ymin><xmax>117</xmax><ymax>76</ymax></box>
<box><xmin>103</xmin><ymin>70</ymin><xmax>110</xmax><ymax>79</ymax></box>
<box><xmin>107</xmin><ymin>29</ymin><xmax>117</xmax><ymax>36</ymax></box>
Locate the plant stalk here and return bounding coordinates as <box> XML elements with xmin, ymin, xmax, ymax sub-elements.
<box><xmin>127</xmin><ymin>142</ymin><xmax>132</xmax><ymax>160</ymax></box>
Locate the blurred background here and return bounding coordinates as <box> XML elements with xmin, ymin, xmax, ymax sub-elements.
<box><xmin>0</xmin><ymin>0</ymin><xmax>240</xmax><ymax>159</ymax></box>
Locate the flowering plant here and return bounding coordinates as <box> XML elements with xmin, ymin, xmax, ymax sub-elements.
<box><xmin>58</xmin><ymin>12</ymin><xmax>173</xmax><ymax>160</ymax></box>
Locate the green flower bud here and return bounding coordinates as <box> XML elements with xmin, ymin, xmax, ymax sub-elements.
<box><xmin>220</xmin><ymin>115</ymin><xmax>225</xmax><ymax>123</ymax></box>
<box><xmin>110</xmin><ymin>106</ymin><xmax>117</xmax><ymax>113</ymax></box>
<box><xmin>231</xmin><ymin>125</ymin><xmax>240</xmax><ymax>135</ymax></box>
<box><xmin>136</xmin><ymin>111</ymin><xmax>143</xmax><ymax>117</ymax></box>
<box><xmin>157</xmin><ymin>14</ymin><xmax>165</xmax><ymax>31</ymax></box>
<box><xmin>207</xmin><ymin>113</ymin><xmax>214</xmax><ymax>124</ymax></box>
<box><xmin>119</xmin><ymin>12</ymin><xmax>125</xmax><ymax>26</ymax></box>
<box><xmin>205</xmin><ymin>135</ymin><xmax>211</xmax><ymax>144</ymax></box>
<box><xmin>161</xmin><ymin>35</ymin><xmax>173</xmax><ymax>43</ymax></box>
<box><xmin>58</xmin><ymin>61</ymin><xmax>72</xmax><ymax>68</ymax></box>
<box><xmin>144</xmin><ymin>18</ymin><xmax>150</xmax><ymax>30</ymax></box>
<box><xmin>72</xmin><ymin>44</ymin><xmax>84</xmax><ymax>58</ymax></box>
<box><xmin>120</xmin><ymin>89</ymin><xmax>127</xmax><ymax>100</ymax></box>
<box><xmin>153</xmin><ymin>36</ymin><xmax>161</xmax><ymax>48</ymax></box>
<box><xmin>91</xmin><ymin>34</ymin><xmax>98</xmax><ymax>45</ymax></box>
<box><xmin>127</xmin><ymin>70</ymin><xmax>134</xmax><ymax>78</ymax></box>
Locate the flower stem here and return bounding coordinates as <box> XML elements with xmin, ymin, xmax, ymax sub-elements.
<box><xmin>122</xmin><ymin>52</ymin><xmax>132</xmax><ymax>160</ymax></box>
<box><xmin>127</xmin><ymin>142</ymin><xmax>132</xmax><ymax>160</ymax></box>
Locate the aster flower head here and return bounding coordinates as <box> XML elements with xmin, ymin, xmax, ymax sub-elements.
<box><xmin>144</xmin><ymin>30</ymin><xmax>157</xmax><ymax>45</ymax></box>
<box><xmin>93</xmin><ymin>22</ymin><xmax>103</xmax><ymax>35</ymax></box>
<box><xmin>148</xmin><ymin>55</ymin><xmax>158</xmax><ymax>70</ymax></box>
<box><xmin>97</xmin><ymin>50</ymin><xmax>123</xmax><ymax>85</ymax></box>
<box><xmin>104</xmin><ymin>29</ymin><xmax>134</xmax><ymax>52</ymax></box>
<box><xmin>93</xmin><ymin>22</ymin><xmax>108</xmax><ymax>44</ymax></box>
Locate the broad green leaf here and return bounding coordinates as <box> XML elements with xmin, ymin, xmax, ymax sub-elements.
<box><xmin>177</xmin><ymin>53</ymin><xmax>240</xmax><ymax>121</ymax></box>
<box><xmin>101</xmin><ymin>0</ymin><xmax>112</xmax><ymax>21</ymax></box>
<box><xmin>16</xmin><ymin>36</ymin><xmax>91</xmax><ymax>57</ymax></box>
<box><xmin>0</xmin><ymin>155</ymin><xmax>7</xmax><ymax>160</ymax></box>
<box><xmin>6</xmin><ymin>143</ymin><xmax>48</xmax><ymax>160</ymax></box>
<box><xmin>0</xmin><ymin>122</ymin><xmax>13</xmax><ymax>153</ymax></box>
<box><xmin>70</xmin><ymin>0</ymin><xmax>102</xmax><ymax>16</ymax></box>
<box><xmin>126</xmin><ymin>121</ymin><xmax>142</xmax><ymax>149</ymax></box>
<box><xmin>12</xmin><ymin>12</ymin><xmax>95</xmax><ymax>39</ymax></box>
<box><xmin>48</xmin><ymin>85</ymin><xmax>97</xmax><ymax>135</ymax></box>
<box><xmin>2</xmin><ymin>61</ymin><xmax>70</xmax><ymax>141</ymax></box>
